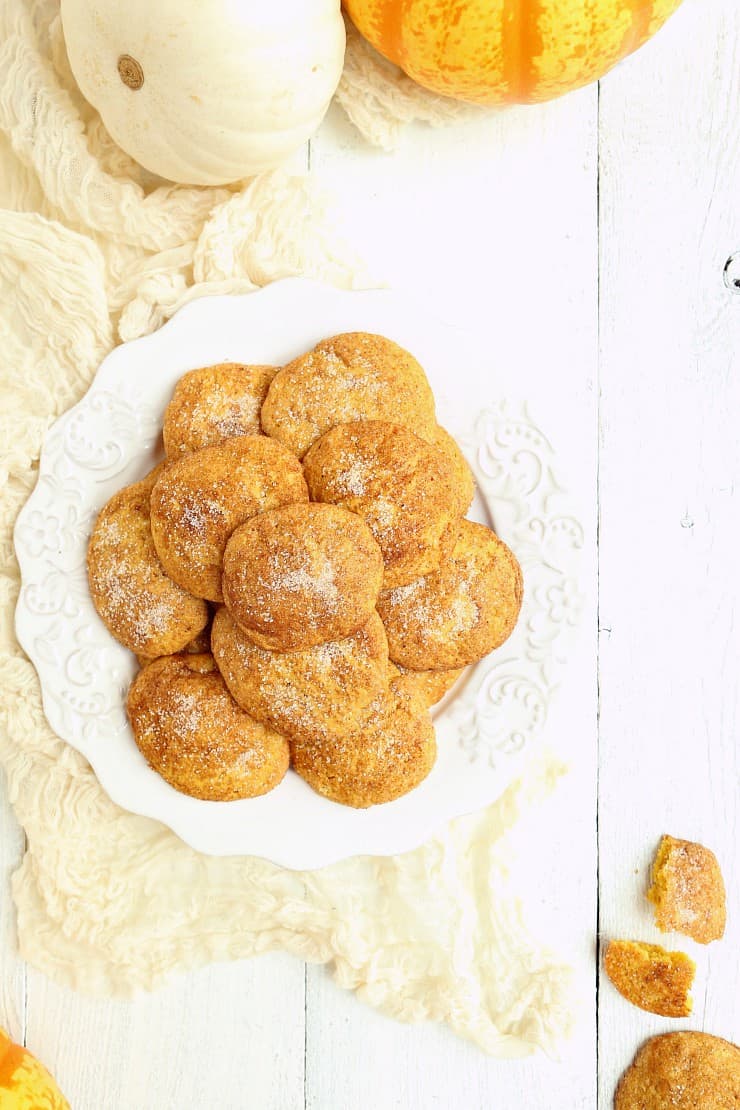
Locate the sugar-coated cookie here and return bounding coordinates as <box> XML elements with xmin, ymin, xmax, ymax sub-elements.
<box><xmin>291</xmin><ymin>674</ymin><xmax>436</xmax><ymax>807</ymax></box>
<box><xmin>377</xmin><ymin>519</ymin><xmax>523</xmax><ymax>671</ymax></box>
<box><xmin>615</xmin><ymin>1032</ymin><xmax>740</xmax><ymax>1109</ymax></box>
<box><xmin>87</xmin><ymin>477</ymin><xmax>208</xmax><ymax>657</ymax></box>
<box><xmin>150</xmin><ymin>435</ymin><xmax>308</xmax><ymax>602</ymax></box>
<box><xmin>261</xmin><ymin>332</ymin><xmax>437</xmax><ymax>458</ymax></box>
<box><xmin>303</xmin><ymin>420</ymin><xmax>461</xmax><ymax>588</ymax></box>
<box><xmin>163</xmin><ymin>362</ymin><xmax>276</xmax><ymax>459</ymax></box>
<box><xmin>211</xmin><ymin>607</ymin><xmax>389</xmax><ymax>745</ymax></box>
<box><xmin>127</xmin><ymin>653</ymin><xmax>290</xmax><ymax>800</ymax></box>
<box><xmin>222</xmin><ymin>503</ymin><xmax>383</xmax><ymax>651</ymax></box>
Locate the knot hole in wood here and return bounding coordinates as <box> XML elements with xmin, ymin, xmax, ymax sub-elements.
<box><xmin>723</xmin><ymin>252</ymin><xmax>740</xmax><ymax>293</ymax></box>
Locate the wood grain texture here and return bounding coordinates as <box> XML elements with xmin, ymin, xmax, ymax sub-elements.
<box><xmin>597</xmin><ymin>0</ymin><xmax>740</xmax><ymax>1104</ymax></box>
<box><xmin>25</xmin><ymin>955</ymin><xmax>306</xmax><ymax>1110</ymax></box>
<box><xmin>0</xmin><ymin>768</ymin><xmax>25</xmax><ymax>1043</ymax></box>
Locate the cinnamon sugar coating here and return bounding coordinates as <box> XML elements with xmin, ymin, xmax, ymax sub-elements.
<box><xmin>211</xmin><ymin>607</ymin><xmax>389</xmax><ymax>746</ymax></box>
<box><xmin>163</xmin><ymin>362</ymin><xmax>276</xmax><ymax>459</ymax></box>
<box><xmin>377</xmin><ymin>519</ymin><xmax>523</xmax><ymax>671</ymax></box>
<box><xmin>303</xmin><ymin>420</ymin><xmax>462</xmax><ymax>589</ymax></box>
<box><xmin>150</xmin><ymin>435</ymin><xmax>308</xmax><ymax>603</ymax></box>
<box><xmin>647</xmin><ymin>835</ymin><xmax>727</xmax><ymax>945</ymax></box>
<box><xmin>260</xmin><ymin>332</ymin><xmax>437</xmax><ymax>459</ymax></box>
<box><xmin>222</xmin><ymin>503</ymin><xmax>383</xmax><ymax>651</ymax></box>
<box><xmin>127</xmin><ymin>653</ymin><xmax>290</xmax><ymax>801</ymax></box>
<box><xmin>87</xmin><ymin>477</ymin><xmax>208</xmax><ymax>657</ymax></box>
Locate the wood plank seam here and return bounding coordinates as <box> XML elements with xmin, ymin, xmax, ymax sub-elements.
<box><xmin>595</xmin><ymin>74</ymin><xmax>603</xmax><ymax>1108</ymax></box>
<box><xmin>304</xmin><ymin>963</ymin><xmax>308</xmax><ymax>1110</ymax></box>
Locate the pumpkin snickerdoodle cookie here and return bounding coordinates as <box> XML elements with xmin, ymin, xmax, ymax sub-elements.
<box><xmin>614</xmin><ymin>1032</ymin><xmax>740</xmax><ymax>1109</ymax></box>
<box><xmin>150</xmin><ymin>435</ymin><xmax>308</xmax><ymax>603</ymax></box>
<box><xmin>260</xmin><ymin>332</ymin><xmax>438</xmax><ymax>458</ymax></box>
<box><xmin>222</xmin><ymin>503</ymin><xmax>383</xmax><ymax>651</ymax></box>
<box><xmin>377</xmin><ymin>519</ymin><xmax>523</xmax><ymax>671</ymax></box>
<box><xmin>291</xmin><ymin>673</ymin><xmax>437</xmax><ymax>807</ymax></box>
<box><xmin>303</xmin><ymin>420</ymin><xmax>462</xmax><ymax>588</ymax></box>
<box><xmin>127</xmin><ymin>653</ymin><xmax>290</xmax><ymax>801</ymax></box>
<box><xmin>87</xmin><ymin>476</ymin><xmax>209</xmax><ymax>658</ymax></box>
<box><xmin>211</xmin><ymin>606</ymin><xmax>389</xmax><ymax>746</ymax></box>
<box><xmin>163</xmin><ymin>362</ymin><xmax>277</xmax><ymax>459</ymax></box>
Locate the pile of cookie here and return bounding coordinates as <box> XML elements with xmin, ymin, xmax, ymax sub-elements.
<box><xmin>87</xmin><ymin>333</ymin><xmax>523</xmax><ymax>808</ymax></box>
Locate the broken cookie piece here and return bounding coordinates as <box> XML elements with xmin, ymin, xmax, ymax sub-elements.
<box><xmin>604</xmin><ymin>939</ymin><xmax>695</xmax><ymax>1017</ymax></box>
<box><xmin>648</xmin><ymin>834</ymin><xmax>727</xmax><ymax>944</ymax></box>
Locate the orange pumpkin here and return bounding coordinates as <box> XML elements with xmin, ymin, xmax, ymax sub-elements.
<box><xmin>0</xmin><ymin>1027</ymin><xmax>70</xmax><ymax>1110</ymax></box>
<box><xmin>344</xmin><ymin>0</ymin><xmax>685</xmax><ymax>104</ymax></box>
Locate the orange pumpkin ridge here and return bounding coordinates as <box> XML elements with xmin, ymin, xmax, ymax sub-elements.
<box><xmin>344</xmin><ymin>0</ymin><xmax>685</xmax><ymax>105</ymax></box>
<box><xmin>502</xmin><ymin>0</ymin><xmax>545</xmax><ymax>103</ymax></box>
<box><xmin>376</xmin><ymin>0</ymin><xmax>408</xmax><ymax>71</ymax></box>
<box><xmin>501</xmin><ymin>0</ymin><xmax>522</xmax><ymax>101</ymax></box>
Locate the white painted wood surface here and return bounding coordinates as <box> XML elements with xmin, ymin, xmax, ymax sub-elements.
<box><xmin>1</xmin><ymin>0</ymin><xmax>738</xmax><ymax>1106</ymax></box>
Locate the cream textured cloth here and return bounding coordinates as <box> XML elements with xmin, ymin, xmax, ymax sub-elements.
<box><xmin>0</xmin><ymin>0</ymin><xmax>575</xmax><ymax>1057</ymax></box>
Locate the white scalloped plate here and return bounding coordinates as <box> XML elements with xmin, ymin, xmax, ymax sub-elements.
<box><xmin>14</xmin><ymin>279</ymin><xmax>583</xmax><ymax>868</ymax></box>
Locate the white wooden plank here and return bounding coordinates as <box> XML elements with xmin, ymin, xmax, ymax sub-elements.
<box><xmin>306</xmin><ymin>93</ymin><xmax>599</xmax><ymax>1108</ymax></box>
<box><xmin>25</xmin><ymin>954</ymin><xmax>306</xmax><ymax>1110</ymax></box>
<box><xmin>0</xmin><ymin>769</ymin><xmax>25</xmax><ymax>1043</ymax></box>
<box><xmin>306</xmin><ymin>956</ymin><xmax>594</xmax><ymax>1110</ymax></box>
<box><xmin>597</xmin><ymin>0</ymin><xmax>740</xmax><ymax>1105</ymax></box>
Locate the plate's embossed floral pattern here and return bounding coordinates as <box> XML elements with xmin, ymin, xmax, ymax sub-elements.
<box><xmin>63</xmin><ymin>389</ymin><xmax>161</xmax><ymax>475</ymax></box>
<box><xmin>16</xmin><ymin>388</ymin><xmax>141</xmax><ymax>744</ymax></box>
<box><xmin>450</xmin><ymin>403</ymin><xmax>584</xmax><ymax>768</ymax></box>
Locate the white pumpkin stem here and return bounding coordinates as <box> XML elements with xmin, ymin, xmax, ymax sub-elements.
<box><xmin>117</xmin><ymin>55</ymin><xmax>144</xmax><ymax>90</ymax></box>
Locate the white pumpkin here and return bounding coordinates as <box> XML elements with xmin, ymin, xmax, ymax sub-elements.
<box><xmin>60</xmin><ymin>0</ymin><xmax>346</xmax><ymax>185</ymax></box>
